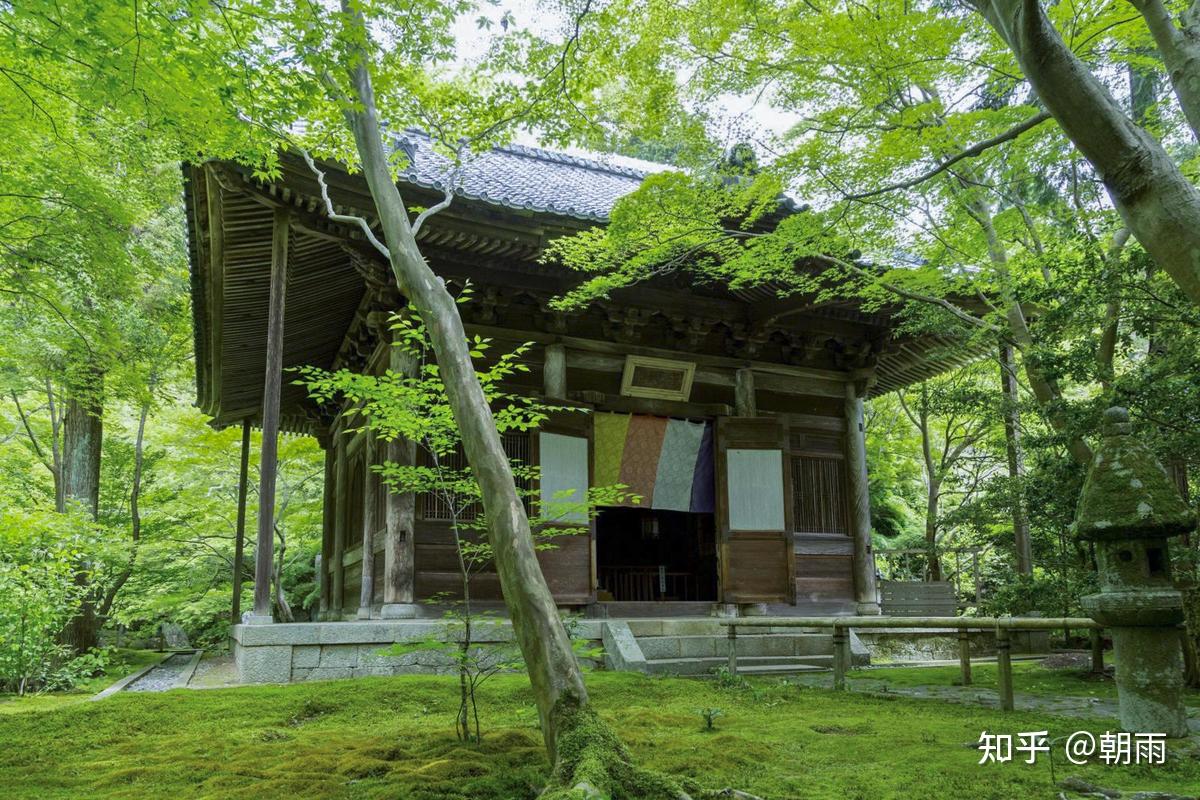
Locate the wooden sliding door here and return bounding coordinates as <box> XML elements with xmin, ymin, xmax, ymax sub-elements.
<box><xmin>715</xmin><ymin>416</ymin><xmax>794</xmax><ymax>604</ymax></box>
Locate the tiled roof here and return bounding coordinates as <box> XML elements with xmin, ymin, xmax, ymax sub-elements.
<box><xmin>394</xmin><ymin>131</ymin><xmax>648</xmax><ymax>222</ymax></box>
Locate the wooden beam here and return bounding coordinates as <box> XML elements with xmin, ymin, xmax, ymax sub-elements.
<box><xmin>544</xmin><ymin>343</ymin><xmax>567</xmax><ymax>400</ymax></box>
<box><xmin>465</xmin><ymin>323</ymin><xmax>847</xmax><ymax>382</ymax></box>
<box><xmin>204</xmin><ymin>168</ymin><xmax>225</xmax><ymax>417</ymax></box>
<box><xmin>566</xmin><ymin>350</ymin><xmax>847</xmax><ymax>398</ymax></box>
<box><xmin>230</xmin><ymin>420</ymin><xmax>251</xmax><ymax>625</ymax></box>
<box><xmin>252</xmin><ymin>206</ymin><xmax>290</xmax><ymax>621</ymax></box>
<box><xmin>735</xmin><ymin>368</ymin><xmax>756</xmax><ymax>417</ymax></box>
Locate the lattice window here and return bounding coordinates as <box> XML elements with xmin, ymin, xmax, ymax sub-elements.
<box><xmin>419</xmin><ymin>432</ymin><xmax>531</xmax><ymax>522</ymax></box>
<box><xmin>791</xmin><ymin>455</ymin><xmax>849</xmax><ymax>534</ymax></box>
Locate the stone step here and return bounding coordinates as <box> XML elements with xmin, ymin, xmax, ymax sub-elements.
<box><xmin>626</xmin><ymin>619</ymin><xmax>830</xmax><ymax>637</ymax></box>
<box><xmin>735</xmin><ymin>663</ymin><xmax>829</xmax><ymax>675</ymax></box>
<box><xmin>643</xmin><ymin>654</ymin><xmax>834</xmax><ymax>676</ymax></box>
<box><xmin>637</xmin><ymin>633</ymin><xmax>832</xmax><ymax>660</ymax></box>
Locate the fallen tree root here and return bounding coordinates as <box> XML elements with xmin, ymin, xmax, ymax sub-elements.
<box><xmin>537</xmin><ymin>704</ymin><xmax>764</xmax><ymax>800</ymax></box>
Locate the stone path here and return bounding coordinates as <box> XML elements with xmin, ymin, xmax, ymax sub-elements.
<box><xmin>791</xmin><ymin>673</ymin><xmax>1200</xmax><ymax>733</ymax></box>
<box><xmin>124</xmin><ymin>652</ymin><xmax>195</xmax><ymax>692</ymax></box>
<box><xmin>188</xmin><ymin>652</ymin><xmax>238</xmax><ymax>688</ymax></box>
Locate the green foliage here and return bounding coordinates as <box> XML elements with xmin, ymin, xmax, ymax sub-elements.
<box><xmin>697</xmin><ymin>707</ymin><xmax>723</xmax><ymax>731</ymax></box>
<box><xmin>0</xmin><ymin>508</ymin><xmax>104</xmax><ymax>694</ymax></box>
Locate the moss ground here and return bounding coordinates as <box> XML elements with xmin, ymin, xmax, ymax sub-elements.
<box><xmin>0</xmin><ymin>671</ymin><xmax>1198</xmax><ymax>799</ymax></box>
<box><xmin>0</xmin><ymin>649</ymin><xmax>163</xmax><ymax>716</ymax></box>
<box><xmin>847</xmin><ymin>660</ymin><xmax>1200</xmax><ymax>707</ymax></box>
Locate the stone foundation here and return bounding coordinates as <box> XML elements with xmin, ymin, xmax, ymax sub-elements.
<box><xmin>232</xmin><ymin>619</ymin><xmax>603</xmax><ymax>684</ymax></box>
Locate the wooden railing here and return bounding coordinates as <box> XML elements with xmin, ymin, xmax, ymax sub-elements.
<box><xmin>717</xmin><ymin>616</ymin><xmax>1103</xmax><ymax>712</ymax></box>
<box><xmin>598</xmin><ymin>566</ymin><xmax>699</xmax><ymax>602</ymax></box>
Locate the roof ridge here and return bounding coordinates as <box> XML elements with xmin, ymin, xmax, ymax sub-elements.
<box><xmin>397</xmin><ymin>127</ymin><xmax>648</xmax><ymax>181</ymax></box>
<box><xmin>493</xmin><ymin>141</ymin><xmax>649</xmax><ymax>180</ymax></box>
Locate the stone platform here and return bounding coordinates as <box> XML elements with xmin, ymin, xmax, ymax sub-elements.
<box><xmin>231</xmin><ymin>617</ymin><xmax>869</xmax><ymax>683</ymax></box>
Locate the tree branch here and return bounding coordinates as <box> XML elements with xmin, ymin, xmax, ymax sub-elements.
<box><xmin>299</xmin><ymin>148</ymin><xmax>391</xmax><ymax>259</ymax></box>
<box><xmin>844</xmin><ymin>112</ymin><xmax>1052</xmax><ymax>201</ymax></box>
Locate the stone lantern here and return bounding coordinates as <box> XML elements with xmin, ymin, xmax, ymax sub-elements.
<box><xmin>1073</xmin><ymin>407</ymin><xmax>1192</xmax><ymax>737</ymax></box>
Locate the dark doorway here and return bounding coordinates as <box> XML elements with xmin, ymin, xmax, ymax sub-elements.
<box><xmin>595</xmin><ymin>508</ymin><xmax>718</xmax><ymax>602</ymax></box>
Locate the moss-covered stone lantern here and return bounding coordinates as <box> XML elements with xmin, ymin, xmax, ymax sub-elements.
<box><xmin>1073</xmin><ymin>407</ymin><xmax>1192</xmax><ymax>737</ymax></box>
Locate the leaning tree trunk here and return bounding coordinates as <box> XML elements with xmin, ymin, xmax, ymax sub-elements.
<box><xmin>340</xmin><ymin>86</ymin><xmax>585</xmax><ymax>764</ymax></box>
<box><xmin>969</xmin><ymin>0</ymin><xmax>1200</xmax><ymax>306</ymax></box>
<box><xmin>61</xmin><ymin>371</ymin><xmax>104</xmax><ymax>654</ymax></box>
<box><xmin>325</xmin><ymin>10</ymin><xmax>702</xmax><ymax>797</ymax></box>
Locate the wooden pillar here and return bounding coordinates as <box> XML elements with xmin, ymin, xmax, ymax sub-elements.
<box><xmin>318</xmin><ymin>439</ymin><xmax>335</xmax><ymax>620</ymax></box>
<box><xmin>734</xmin><ymin>368</ymin><xmax>756</xmax><ymax>417</ymax></box>
<box><xmin>251</xmin><ymin>207</ymin><xmax>289</xmax><ymax>623</ymax></box>
<box><xmin>845</xmin><ymin>381</ymin><xmax>880</xmax><ymax>614</ymax></box>
<box><xmin>230</xmin><ymin>420</ymin><xmax>252</xmax><ymax>625</ymax></box>
<box><xmin>331</xmin><ymin>434</ymin><xmax>348</xmax><ymax>617</ymax></box>
<box><xmin>358</xmin><ymin>438</ymin><xmax>378</xmax><ymax>619</ymax></box>
<box><xmin>382</xmin><ymin>348</ymin><xmax>418</xmax><ymax>618</ymax></box>
<box><xmin>957</xmin><ymin>630</ymin><xmax>972</xmax><ymax>686</ymax></box>
<box><xmin>544</xmin><ymin>343</ymin><xmax>567</xmax><ymax>400</ymax></box>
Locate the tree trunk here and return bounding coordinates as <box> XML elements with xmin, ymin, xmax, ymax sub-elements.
<box><xmin>61</xmin><ymin>370</ymin><xmax>103</xmax><ymax>654</ymax></box>
<box><xmin>925</xmin><ymin>482</ymin><xmax>942</xmax><ymax>582</ymax></box>
<box><xmin>969</xmin><ymin>197</ymin><xmax>1093</xmax><ymax>465</ymax></box>
<box><xmin>1128</xmin><ymin>0</ymin><xmax>1200</xmax><ymax>141</ymax></box>
<box><xmin>970</xmin><ymin>0</ymin><xmax>1200</xmax><ymax>306</ymax></box>
<box><xmin>273</xmin><ymin>524</ymin><xmax>295</xmax><ymax>623</ymax></box>
<box><xmin>97</xmin><ymin>397</ymin><xmax>150</xmax><ymax>620</ymax></box>
<box><xmin>998</xmin><ymin>344</ymin><xmax>1032</xmax><ymax>575</ymax></box>
<box><xmin>337</xmin><ymin>38</ymin><xmax>586</xmax><ymax>763</ymax></box>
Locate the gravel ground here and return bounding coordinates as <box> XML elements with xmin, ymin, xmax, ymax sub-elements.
<box><xmin>125</xmin><ymin>652</ymin><xmax>195</xmax><ymax>692</ymax></box>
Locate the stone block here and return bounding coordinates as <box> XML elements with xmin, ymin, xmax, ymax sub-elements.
<box><xmin>292</xmin><ymin>645</ymin><xmax>321</xmax><ymax>669</ymax></box>
<box><xmin>319</xmin><ymin>644</ymin><xmax>360</xmax><ymax>668</ymax></box>
<box><xmin>678</xmin><ymin>636</ymin><xmax>718</xmax><ymax>658</ymax></box>
<box><xmin>237</xmin><ymin>645</ymin><xmax>293</xmax><ymax>684</ymax></box>
<box><xmin>602</xmin><ymin>621</ymin><xmax>648</xmax><ymax>673</ymax></box>
<box><xmin>380</xmin><ymin>603</ymin><xmax>420</xmax><ymax>619</ymax></box>
<box><xmin>235</xmin><ymin>622</ymin><xmax>320</xmax><ymax>647</ymax></box>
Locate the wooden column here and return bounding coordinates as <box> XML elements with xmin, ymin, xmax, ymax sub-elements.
<box><xmin>230</xmin><ymin>419</ymin><xmax>251</xmax><ymax>625</ymax></box>
<box><xmin>318</xmin><ymin>438</ymin><xmax>336</xmax><ymax>620</ymax></box>
<box><xmin>331</xmin><ymin>434</ymin><xmax>348</xmax><ymax>617</ymax></box>
<box><xmin>251</xmin><ymin>207</ymin><xmax>289</xmax><ymax>622</ymax></box>
<box><xmin>544</xmin><ymin>343</ymin><xmax>567</xmax><ymax>400</ymax></box>
<box><xmin>357</xmin><ymin>438</ymin><xmax>378</xmax><ymax>619</ymax></box>
<box><xmin>845</xmin><ymin>381</ymin><xmax>880</xmax><ymax>615</ymax></box>
<box><xmin>734</xmin><ymin>368</ymin><xmax>756</xmax><ymax>417</ymax></box>
<box><xmin>382</xmin><ymin>348</ymin><xmax>418</xmax><ymax>618</ymax></box>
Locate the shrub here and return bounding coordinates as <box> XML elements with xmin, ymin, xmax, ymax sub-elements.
<box><xmin>0</xmin><ymin>509</ymin><xmax>102</xmax><ymax>695</ymax></box>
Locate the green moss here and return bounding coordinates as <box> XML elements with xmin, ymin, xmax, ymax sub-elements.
<box><xmin>0</xmin><ymin>672</ymin><xmax>1198</xmax><ymax>799</ymax></box>
<box><xmin>847</xmin><ymin>660</ymin><xmax>1200</xmax><ymax>707</ymax></box>
<box><xmin>1074</xmin><ymin>410</ymin><xmax>1192</xmax><ymax>540</ymax></box>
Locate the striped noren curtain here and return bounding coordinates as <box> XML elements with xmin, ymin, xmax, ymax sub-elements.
<box><xmin>592</xmin><ymin>412</ymin><xmax>714</xmax><ymax>512</ymax></box>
